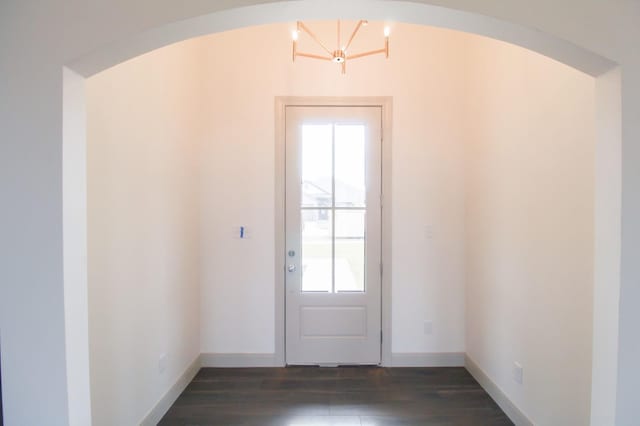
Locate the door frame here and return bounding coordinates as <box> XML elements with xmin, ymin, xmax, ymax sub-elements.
<box><xmin>274</xmin><ymin>96</ymin><xmax>393</xmax><ymax>366</ymax></box>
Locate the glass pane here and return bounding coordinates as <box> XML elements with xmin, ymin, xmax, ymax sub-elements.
<box><xmin>301</xmin><ymin>209</ymin><xmax>333</xmax><ymax>292</ymax></box>
<box><xmin>335</xmin><ymin>124</ymin><xmax>366</xmax><ymax>207</ymax></box>
<box><xmin>335</xmin><ymin>210</ymin><xmax>365</xmax><ymax>292</ymax></box>
<box><xmin>301</xmin><ymin>124</ymin><xmax>333</xmax><ymax>207</ymax></box>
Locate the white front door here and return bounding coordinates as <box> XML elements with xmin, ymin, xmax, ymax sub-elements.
<box><xmin>285</xmin><ymin>106</ymin><xmax>382</xmax><ymax>365</ymax></box>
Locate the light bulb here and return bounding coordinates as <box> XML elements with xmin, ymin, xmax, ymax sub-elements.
<box><xmin>384</xmin><ymin>26</ymin><xmax>391</xmax><ymax>37</ymax></box>
<box><xmin>292</xmin><ymin>30</ymin><xmax>299</xmax><ymax>41</ymax></box>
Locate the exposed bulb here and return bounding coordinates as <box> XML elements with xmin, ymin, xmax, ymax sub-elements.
<box><xmin>384</xmin><ymin>26</ymin><xmax>391</xmax><ymax>37</ymax></box>
<box><xmin>292</xmin><ymin>30</ymin><xmax>299</xmax><ymax>41</ymax></box>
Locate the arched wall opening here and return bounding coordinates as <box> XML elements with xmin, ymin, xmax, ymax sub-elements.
<box><xmin>57</xmin><ymin>2</ymin><xmax>621</xmax><ymax>426</ymax></box>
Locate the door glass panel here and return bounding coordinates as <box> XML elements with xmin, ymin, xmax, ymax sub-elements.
<box><xmin>301</xmin><ymin>124</ymin><xmax>333</xmax><ymax>207</ymax></box>
<box><xmin>301</xmin><ymin>209</ymin><xmax>332</xmax><ymax>292</ymax></box>
<box><xmin>335</xmin><ymin>124</ymin><xmax>366</xmax><ymax>207</ymax></box>
<box><xmin>335</xmin><ymin>210</ymin><xmax>366</xmax><ymax>292</ymax></box>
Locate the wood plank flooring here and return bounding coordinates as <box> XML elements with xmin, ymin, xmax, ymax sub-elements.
<box><xmin>159</xmin><ymin>366</ymin><xmax>513</xmax><ymax>426</ymax></box>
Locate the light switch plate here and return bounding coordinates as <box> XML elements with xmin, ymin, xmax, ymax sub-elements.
<box><xmin>425</xmin><ymin>225</ymin><xmax>434</xmax><ymax>239</ymax></box>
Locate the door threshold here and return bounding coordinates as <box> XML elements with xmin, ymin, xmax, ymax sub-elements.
<box><xmin>286</xmin><ymin>363</ymin><xmax>381</xmax><ymax>368</ymax></box>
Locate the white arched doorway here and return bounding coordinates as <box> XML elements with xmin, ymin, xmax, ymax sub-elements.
<box><xmin>56</xmin><ymin>1</ymin><xmax>622</xmax><ymax>426</ymax></box>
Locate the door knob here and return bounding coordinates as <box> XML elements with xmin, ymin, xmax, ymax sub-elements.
<box><xmin>287</xmin><ymin>264</ymin><xmax>296</xmax><ymax>272</ymax></box>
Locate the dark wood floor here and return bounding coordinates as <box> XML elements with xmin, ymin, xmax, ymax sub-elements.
<box><xmin>159</xmin><ymin>366</ymin><xmax>512</xmax><ymax>426</ymax></box>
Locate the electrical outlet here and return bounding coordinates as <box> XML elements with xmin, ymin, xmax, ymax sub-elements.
<box><xmin>159</xmin><ymin>353</ymin><xmax>168</xmax><ymax>374</ymax></box>
<box><xmin>423</xmin><ymin>320</ymin><xmax>433</xmax><ymax>335</ymax></box>
<box><xmin>512</xmin><ymin>362</ymin><xmax>523</xmax><ymax>384</ymax></box>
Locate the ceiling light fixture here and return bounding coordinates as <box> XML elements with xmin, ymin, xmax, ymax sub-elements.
<box><xmin>292</xmin><ymin>20</ymin><xmax>390</xmax><ymax>74</ymax></box>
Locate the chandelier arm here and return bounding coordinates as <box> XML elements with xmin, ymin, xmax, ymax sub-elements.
<box><xmin>297</xmin><ymin>21</ymin><xmax>333</xmax><ymax>56</ymax></box>
<box><xmin>344</xmin><ymin>20</ymin><xmax>366</xmax><ymax>53</ymax></box>
<box><xmin>347</xmin><ymin>48</ymin><xmax>387</xmax><ymax>60</ymax></box>
<box><xmin>296</xmin><ymin>52</ymin><xmax>333</xmax><ymax>61</ymax></box>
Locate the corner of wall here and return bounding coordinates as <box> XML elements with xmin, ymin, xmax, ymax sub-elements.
<box><xmin>139</xmin><ymin>354</ymin><xmax>202</xmax><ymax>426</ymax></box>
<box><xmin>465</xmin><ymin>355</ymin><xmax>534</xmax><ymax>426</ymax></box>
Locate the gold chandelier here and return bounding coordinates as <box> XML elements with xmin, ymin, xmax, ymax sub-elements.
<box><xmin>292</xmin><ymin>20</ymin><xmax>390</xmax><ymax>74</ymax></box>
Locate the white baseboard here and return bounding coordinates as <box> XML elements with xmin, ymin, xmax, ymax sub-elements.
<box><xmin>464</xmin><ymin>354</ymin><xmax>534</xmax><ymax>426</ymax></box>
<box><xmin>391</xmin><ymin>352</ymin><xmax>465</xmax><ymax>367</ymax></box>
<box><xmin>139</xmin><ymin>354</ymin><xmax>201</xmax><ymax>426</ymax></box>
<box><xmin>200</xmin><ymin>352</ymin><xmax>278</xmax><ymax>367</ymax></box>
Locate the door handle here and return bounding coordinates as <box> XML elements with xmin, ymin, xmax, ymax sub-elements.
<box><xmin>287</xmin><ymin>264</ymin><xmax>297</xmax><ymax>272</ymax></box>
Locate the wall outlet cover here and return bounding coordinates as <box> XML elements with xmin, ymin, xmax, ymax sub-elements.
<box><xmin>512</xmin><ymin>361</ymin><xmax>523</xmax><ymax>384</ymax></box>
<box><xmin>158</xmin><ymin>353</ymin><xmax>168</xmax><ymax>374</ymax></box>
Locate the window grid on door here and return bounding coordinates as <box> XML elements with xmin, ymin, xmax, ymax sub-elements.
<box><xmin>300</xmin><ymin>123</ymin><xmax>367</xmax><ymax>293</ymax></box>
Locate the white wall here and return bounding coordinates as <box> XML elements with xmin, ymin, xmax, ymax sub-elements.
<box><xmin>63</xmin><ymin>68</ymin><xmax>92</xmax><ymax>426</ymax></box>
<box><xmin>198</xmin><ymin>22</ymin><xmax>468</xmax><ymax>356</ymax></box>
<box><xmin>1</xmin><ymin>2</ymin><xmax>70</xmax><ymax>423</ymax></box>
<box><xmin>2</xmin><ymin>1</ymin><xmax>638</xmax><ymax>425</ymax></box>
<box><xmin>464</xmin><ymin>36</ymin><xmax>596</xmax><ymax>425</ymax></box>
<box><xmin>86</xmin><ymin>40</ymin><xmax>203</xmax><ymax>426</ymax></box>
<box><xmin>592</xmin><ymin>67</ymin><xmax>622</xmax><ymax>426</ymax></box>
<box><xmin>86</xmin><ymin>23</ymin><xmax>597</xmax><ymax>425</ymax></box>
